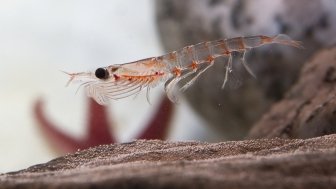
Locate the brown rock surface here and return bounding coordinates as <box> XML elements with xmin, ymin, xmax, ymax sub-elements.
<box><xmin>1</xmin><ymin>135</ymin><xmax>336</xmax><ymax>189</ymax></box>
<box><xmin>249</xmin><ymin>47</ymin><xmax>336</xmax><ymax>139</ymax></box>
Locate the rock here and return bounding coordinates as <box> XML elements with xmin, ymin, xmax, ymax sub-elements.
<box><xmin>155</xmin><ymin>0</ymin><xmax>336</xmax><ymax>139</ymax></box>
<box><xmin>249</xmin><ymin>47</ymin><xmax>336</xmax><ymax>139</ymax></box>
<box><xmin>1</xmin><ymin>135</ymin><xmax>336</xmax><ymax>188</ymax></box>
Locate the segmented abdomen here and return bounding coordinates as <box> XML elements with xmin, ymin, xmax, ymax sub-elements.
<box><xmin>159</xmin><ymin>35</ymin><xmax>298</xmax><ymax>77</ymax></box>
<box><xmin>153</xmin><ymin>34</ymin><xmax>302</xmax><ymax>102</ymax></box>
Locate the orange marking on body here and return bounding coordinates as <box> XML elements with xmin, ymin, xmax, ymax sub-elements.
<box><xmin>154</xmin><ymin>71</ymin><xmax>165</xmax><ymax>76</ymax></box>
<box><xmin>122</xmin><ymin>71</ymin><xmax>164</xmax><ymax>81</ymax></box>
<box><xmin>238</xmin><ymin>37</ymin><xmax>246</xmax><ymax>50</ymax></box>
<box><xmin>220</xmin><ymin>40</ymin><xmax>231</xmax><ymax>55</ymax></box>
<box><xmin>172</xmin><ymin>67</ymin><xmax>181</xmax><ymax>77</ymax></box>
<box><xmin>261</xmin><ymin>36</ymin><xmax>273</xmax><ymax>43</ymax></box>
<box><xmin>206</xmin><ymin>55</ymin><xmax>215</xmax><ymax>63</ymax></box>
<box><xmin>152</xmin><ymin>71</ymin><xmax>164</xmax><ymax>76</ymax></box>
<box><xmin>190</xmin><ymin>60</ymin><xmax>198</xmax><ymax>71</ymax></box>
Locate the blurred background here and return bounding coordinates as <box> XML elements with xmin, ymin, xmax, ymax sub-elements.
<box><xmin>1</xmin><ymin>0</ymin><xmax>335</xmax><ymax>172</ymax></box>
<box><xmin>0</xmin><ymin>0</ymin><xmax>216</xmax><ymax>173</ymax></box>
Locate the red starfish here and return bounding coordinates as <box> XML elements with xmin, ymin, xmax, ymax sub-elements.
<box><xmin>33</xmin><ymin>97</ymin><xmax>173</xmax><ymax>154</ymax></box>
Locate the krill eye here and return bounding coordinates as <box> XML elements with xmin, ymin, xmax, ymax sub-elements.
<box><xmin>95</xmin><ymin>68</ymin><xmax>109</xmax><ymax>79</ymax></box>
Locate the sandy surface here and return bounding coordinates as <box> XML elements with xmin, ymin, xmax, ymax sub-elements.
<box><xmin>1</xmin><ymin>134</ymin><xmax>336</xmax><ymax>189</ymax></box>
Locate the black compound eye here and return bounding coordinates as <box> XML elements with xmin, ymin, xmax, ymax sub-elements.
<box><xmin>95</xmin><ymin>68</ymin><xmax>109</xmax><ymax>79</ymax></box>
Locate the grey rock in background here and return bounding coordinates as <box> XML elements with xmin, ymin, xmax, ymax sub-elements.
<box><xmin>249</xmin><ymin>47</ymin><xmax>336</xmax><ymax>139</ymax></box>
<box><xmin>155</xmin><ymin>0</ymin><xmax>336</xmax><ymax>139</ymax></box>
